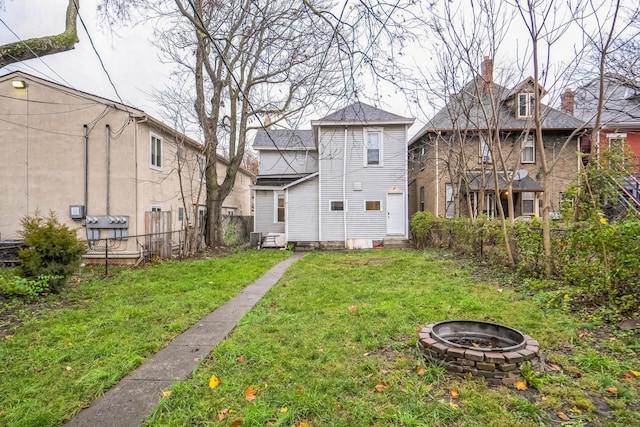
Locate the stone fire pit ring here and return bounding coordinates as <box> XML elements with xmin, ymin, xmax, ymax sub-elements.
<box><xmin>417</xmin><ymin>320</ymin><xmax>543</xmax><ymax>386</ymax></box>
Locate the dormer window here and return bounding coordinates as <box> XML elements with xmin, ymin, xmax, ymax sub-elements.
<box><xmin>517</xmin><ymin>93</ymin><xmax>534</xmax><ymax>118</ymax></box>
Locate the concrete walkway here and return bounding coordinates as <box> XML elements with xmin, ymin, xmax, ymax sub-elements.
<box><xmin>65</xmin><ymin>252</ymin><xmax>305</xmax><ymax>427</ymax></box>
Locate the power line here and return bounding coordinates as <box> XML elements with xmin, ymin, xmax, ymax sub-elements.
<box><xmin>0</xmin><ymin>17</ymin><xmax>74</xmax><ymax>87</ymax></box>
<box><xmin>71</xmin><ymin>0</ymin><xmax>129</xmax><ymax>112</ymax></box>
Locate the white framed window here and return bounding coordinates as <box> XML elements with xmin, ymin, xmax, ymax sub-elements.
<box><xmin>479</xmin><ymin>135</ymin><xmax>492</xmax><ymax>163</ymax></box>
<box><xmin>606</xmin><ymin>133</ymin><xmax>627</xmax><ymax>150</ymax></box>
<box><xmin>364</xmin><ymin>128</ymin><xmax>383</xmax><ymax>166</ymax></box>
<box><xmin>445</xmin><ymin>183</ymin><xmax>455</xmax><ymax>218</ymax></box>
<box><xmin>521</xmin><ymin>192</ymin><xmax>535</xmax><ymax>215</ymax></box>
<box><xmin>330</xmin><ymin>200</ymin><xmax>345</xmax><ymax>211</ymax></box>
<box><xmin>197</xmin><ymin>156</ymin><xmax>206</xmax><ymax>182</ymax></box>
<box><xmin>420</xmin><ymin>146</ymin><xmax>426</xmax><ymax>170</ymax></box>
<box><xmin>150</xmin><ymin>134</ymin><xmax>162</xmax><ymax>169</ymax></box>
<box><xmin>178</xmin><ymin>207</ymin><xmax>184</xmax><ymax>221</ymax></box>
<box><xmin>274</xmin><ymin>192</ymin><xmax>285</xmax><ymax>223</ymax></box>
<box><xmin>517</xmin><ymin>93</ymin><xmax>534</xmax><ymax>118</ymax></box>
<box><xmin>365</xmin><ymin>200</ymin><xmax>381</xmax><ymax>211</ymax></box>
<box><xmin>150</xmin><ymin>204</ymin><xmax>162</xmax><ymax>212</ymax></box>
<box><xmin>522</xmin><ymin>133</ymin><xmax>535</xmax><ymax>163</ymax></box>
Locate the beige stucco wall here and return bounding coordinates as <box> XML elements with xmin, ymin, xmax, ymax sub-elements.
<box><xmin>0</xmin><ymin>73</ymin><xmax>252</xmax><ymax>259</ymax></box>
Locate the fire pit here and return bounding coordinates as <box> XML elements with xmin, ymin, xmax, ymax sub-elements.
<box><xmin>417</xmin><ymin>320</ymin><xmax>543</xmax><ymax>385</ymax></box>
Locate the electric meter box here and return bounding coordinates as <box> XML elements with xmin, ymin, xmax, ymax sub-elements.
<box><xmin>69</xmin><ymin>205</ymin><xmax>85</xmax><ymax>219</ymax></box>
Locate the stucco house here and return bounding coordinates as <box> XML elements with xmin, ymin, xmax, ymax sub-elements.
<box><xmin>408</xmin><ymin>57</ymin><xmax>586</xmax><ymax>220</ymax></box>
<box><xmin>252</xmin><ymin>102</ymin><xmax>414</xmax><ymax>249</ymax></box>
<box><xmin>0</xmin><ymin>71</ymin><xmax>253</xmax><ymax>262</ymax></box>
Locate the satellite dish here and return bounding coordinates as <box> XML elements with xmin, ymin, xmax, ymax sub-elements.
<box><xmin>514</xmin><ymin>169</ymin><xmax>529</xmax><ymax>181</ymax></box>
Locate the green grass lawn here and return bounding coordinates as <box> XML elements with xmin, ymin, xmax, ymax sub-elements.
<box><xmin>1</xmin><ymin>249</ymin><xmax>638</xmax><ymax>427</ymax></box>
<box><xmin>143</xmin><ymin>250</ymin><xmax>640</xmax><ymax>427</ymax></box>
<box><xmin>0</xmin><ymin>250</ymin><xmax>289</xmax><ymax>427</ymax></box>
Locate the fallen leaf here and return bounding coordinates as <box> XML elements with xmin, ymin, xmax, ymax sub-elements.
<box><xmin>216</xmin><ymin>408</ymin><xmax>229</xmax><ymax>421</ymax></box>
<box><xmin>497</xmin><ymin>288</ymin><xmax>503</xmax><ymax>293</ymax></box>
<box><xmin>280</xmin><ymin>407</ymin><xmax>288</xmax><ymax>413</ymax></box>
<box><xmin>374</xmin><ymin>381</ymin><xmax>388</xmax><ymax>392</ymax></box>
<box><xmin>294</xmin><ymin>421</ymin><xmax>310</xmax><ymax>427</ymax></box>
<box><xmin>630</xmin><ymin>370</ymin><xmax>640</xmax><ymax>377</ymax></box>
<box><xmin>450</xmin><ymin>389</ymin><xmax>459</xmax><ymax>399</ymax></box>
<box><xmin>245</xmin><ymin>384</ymin><xmax>258</xmax><ymax>400</ymax></box>
<box><xmin>66</xmin><ymin>366</ymin><xmax>72</xmax><ymax>371</ymax></box>
<box><xmin>625</xmin><ymin>373</ymin><xmax>634</xmax><ymax>379</ymax></box>
<box><xmin>417</xmin><ymin>367</ymin><xmax>425</xmax><ymax>376</ymax></box>
<box><xmin>237</xmin><ymin>355</ymin><xmax>245</xmax><ymax>363</ymax></box>
<box><xmin>209</xmin><ymin>374</ymin><xmax>221</xmax><ymax>389</ymax></box>
<box><xmin>572</xmin><ymin>405</ymin><xmax>581</xmax><ymax>413</ymax></box>
<box><xmin>557</xmin><ymin>412</ymin><xmax>570</xmax><ymax>421</ymax></box>
<box><xmin>348</xmin><ymin>305</ymin><xmax>357</xmax><ymax>313</ymax></box>
<box><xmin>67</xmin><ymin>342</ymin><xmax>73</xmax><ymax>347</ymax></box>
<box><xmin>230</xmin><ymin>420</ymin><xmax>242</xmax><ymax>427</ymax></box>
<box><xmin>4</xmin><ymin>335</ymin><xmax>13</xmax><ymax>340</ymax></box>
<box><xmin>317</xmin><ymin>348</ymin><xmax>324</xmax><ymax>353</ymax></box>
<box><xmin>161</xmin><ymin>390</ymin><xmax>172</xmax><ymax>398</ymax></box>
<box><xmin>605</xmin><ymin>386</ymin><xmax>618</xmax><ymax>394</ymax></box>
<box><xmin>513</xmin><ymin>380</ymin><xmax>528</xmax><ymax>391</ymax></box>
<box><xmin>366</xmin><ymin>373</ymin><xmax>374</xmax><ymax>378</ymax></box>
<box><xmin>448</xmin><ymin>401</ymin><xmax>458</xmax><ymax>409</ymax></box>
<box><xmin>547</xmin><ymin>363</ymin><xmax>562</xmax><ymax>372</ymax></box>
<box><xmin>472</xmin><ymin>342</ymin><xmax>479</xmax><ymax>348</ymax></box>
<box><xmin>379</xmin><ymin>368</ymin><xmax>389</xmax><ymax>375</ymax></box>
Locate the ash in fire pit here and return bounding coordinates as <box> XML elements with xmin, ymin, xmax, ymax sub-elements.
<box><xmin>418</xmin><ymin>320</ymin><xmax>543</xmax><ymax>386</ymax></box>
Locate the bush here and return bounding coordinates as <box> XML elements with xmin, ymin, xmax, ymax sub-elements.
<box><xmin>0</xmin><ymin>275</ymin><xmax>61</xmax><ymax>298</ymax></box>
<box><xmin>16</xmin><ymin>211</ymin><xmax>85</xmax><ymax>293</ymax></box>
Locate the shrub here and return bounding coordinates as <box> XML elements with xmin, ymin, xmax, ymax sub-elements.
<box><xmin>17</xmin><ymin>211</ymin><xmax>86</xmax><ymax>293</ymax></box>
<box><xmin>0</xmin><ymin>275</ymin><xmax>61</xmax><ymax>298</ymax></box>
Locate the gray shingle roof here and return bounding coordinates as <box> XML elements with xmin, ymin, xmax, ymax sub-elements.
<box><xmin>252</xmin><ymin>129</ymin><xmax>314</xmax><ymax>150</ymax></box>
<box><xmin>315</xmin><ymin>102</ymin><xmax>413</xmax><ymax>124</ymax></box>
<box><xmin>410</xmin><ymin>77</ymin><xmax>586</xmax><ymax>145</ymax></box>
<box><xmin>466</xmin><ymin>172</ymin><xmax>543</xmax><ymax>192</ymax></box>
<box><xmin>574</xmin><ymin>74</ymin><xmax>640</xmax><ymax>126</ymax></box>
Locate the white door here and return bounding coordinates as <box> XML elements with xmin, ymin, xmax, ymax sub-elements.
<box><xmin>387</xmin><ymin>192</ymin><xmax>405</xmax><ymax>235</ymax></box>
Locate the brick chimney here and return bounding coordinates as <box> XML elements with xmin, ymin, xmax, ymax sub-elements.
<box><xmin>560</xmin><ymin>88</ymin><xmax>575</xmax><ymax>116</ymax></box>
<box><xmin>481</xmin><ymin>56</ymin><xmax>494</xmax><ymax>92</ymax></box>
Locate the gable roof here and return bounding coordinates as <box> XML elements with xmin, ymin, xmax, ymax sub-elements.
<box><xmin>311</xmin><ymin>101</ymin><xmax>414</xmax><ymax>126</ymax></box>
<box><xmin>409</xmin><ymin>77</ymin><xmax>585</xmax><ymax>145</ymax></box>
<box><xmin>252</xmin><ymin>129</ymin><xmax>314</xmax><ymax>150</ymax></box>
<box><xmin>574</xmin><ymin>74</ymin><xmax>640</xmax><ymax>127</ymax></box>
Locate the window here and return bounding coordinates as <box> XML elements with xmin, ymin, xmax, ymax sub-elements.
<box><xmin>419</xmin><ymin>186</ymin><xmax>425</xmax><ymax>212</ymax></box>
<box><xmin>522</xmin><ymin>133</ymin><xmax>535</xmax><ymax>163</ymax></box>
<box><xmin>150</xmin><ymin>205</ymin><xmax>162</xmax><ymax>212</ymax></box>
<box><xmin>365</xmin><ymin>201</ymin><xmax>381</xmax><ymax>211</ymax></box>
<box><xmin>479</xmin><ymin>135</ymin><xmax>492</xmax><ymax>163</ymax></box>
<box><xmin>150</xmin><ymin>134</ymin><xmax>162</xmax><ymax>169</ymax></box>
<box><xmin>445</xmin><ymin>183</ymin><xmax>455</xmax><ymax>218</ymax></box>
<box><xmin>420</xmin><ymin>146</ymin><xmax>426</xmax><ymax>170</ymax></box>
<box><xmin>274</xmin><ymin>192</ymin><xmax>285</xmax><ymax>223</ymax></box>
<box><xmin>607</xmin><ymin>133</ymin><xmax>627</xmax><ymax>151</ymax></box>
<box><xmin>178</xmin><ymin>207</ymin><xmax>184</xmax><ymax>221</ymax></box>
<box><xmin>364</xmin><ymin>128</ymin><xmax>382</xmax><ymax>166</ymax></box>
<box><xmin>521</xmin><ymin>192</ymin><xmax>535</xmax><ymax>215</ymax></box>
<box><xmin>330</xmin><ymin>200</ymin><xmax>345</xmax><ymax>211</ymax></box>
<box><xmin>517</xmin><ymin>93</ymin><xmax>534</xmax><ymax>118</ymax></box>
<box><xmin>198</xmin><ymin>156</ymin><xmax>206</xmax><ymax>182</ymax></box>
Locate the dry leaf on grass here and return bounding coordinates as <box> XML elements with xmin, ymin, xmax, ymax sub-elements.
<box><xmin>161</xmin><ymin>390</ymin><xmax>172</xmax><ymax>398</ymax></box>
<box><xmin>216</xmin><ymin>408</ymin><xmax>229</xmax><ymax>421</ymax></box>
<box><xmin>416</xmin><ymin>367</ymin><xmax>425</xmax><ymax>376</ymax></box>
<box><xmin>450</xmin><ymin>389</ymin><xmax>460</xmax><ymax>399</ymax></box>
<box><xmin>348</xmin><ymin>305</ymin><xmax>357</xmax><ymax>313</ymax></box>
<box><xmin>605</xmin><ymin>386</ymin><xmax>618</xmax><ymax>394</ymax></box>
<box><xmin>236</xmin><ymin>355</ymin><xmax>245</xmax><ymax>363</ymax></box>
<box><xmin>245</xmin><ymin>384</ymin><xmax>259</xmax><ymax>400</ymax></box>
<box><xmin>374</xmin><ymin>381</ymin><xmax>388</xmax><ymax>392</ymax></box>
<box><xmin>557</xmin><ymin>412</ymin><xmax>570</xmax><ymax>421</ymax></box>
<box><xmin>209</xmin><ymin>374</ymin><xmax>221</xmax><ymax>389</ymax></box>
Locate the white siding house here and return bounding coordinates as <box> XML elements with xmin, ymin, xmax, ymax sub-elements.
<box><xmin>252</xmin><ymin>102</ymin><xmax>414</xmax><ymax>249</ymax></box>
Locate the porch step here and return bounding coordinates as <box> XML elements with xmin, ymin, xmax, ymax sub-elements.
<box><xmin>382</xmin><ymin>238</ymin><xmax>411</xmax><ymax>249</ymax></box>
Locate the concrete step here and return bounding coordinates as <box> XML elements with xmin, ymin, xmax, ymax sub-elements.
<box><xmin>382</xmin><ymin>238</ymin><xmax>411</xmax><ymax>249</ymax></box>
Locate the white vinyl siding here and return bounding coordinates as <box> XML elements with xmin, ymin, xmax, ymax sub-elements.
<box><xmin>286</xmin><ymin>177</ymin><xmax>319</xmax><ymax>241</ymax></box>
<box><xmin>318</xmin><ymin>125</ymin><xmax>407</xmax><ymax>241</ymax></box>
<box><xmin>254</xmin><ymin>190</ymin><xmax>285</xmax><ymax>234</ymax></box>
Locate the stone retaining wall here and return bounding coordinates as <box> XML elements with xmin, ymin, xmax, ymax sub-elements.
<box><xmin>417</xmin><ymin>323</ymin><xmax>543</xmax><ymax>386</ymax></box>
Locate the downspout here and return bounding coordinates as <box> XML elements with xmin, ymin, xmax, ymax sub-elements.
<box><xmin>106</xmin><ymin>124</ymin><xmax>111</xmax><ymax>215</ymax></box>
<box><xmin>435</xmin><ymin>135</ymin><xmax>440</xmax><ymax>216</ymax></box>
<box><xmin>318</xmin><ymin>127</ymin><xmax>322</xmax><ymax>243</ymax></box>
<box><xmin>343</xmin><ymin>126</ymin><xmax>348</xmax><ymax>248</ymax></box>
<box><xmin>134</xmin><ymin>117</ymin><xmax>146</xmax><ymax>255</ymax></box>
<box><xmin>83</xmin><ymin>125</ymin><xmax>88</xmax><ymax>214</ymax></box>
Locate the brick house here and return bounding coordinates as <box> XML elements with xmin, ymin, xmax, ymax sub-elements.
<box><xmin>408</xmin><ymin>57</ymin><xmax>586</xmax><ymax>220</ymax></box>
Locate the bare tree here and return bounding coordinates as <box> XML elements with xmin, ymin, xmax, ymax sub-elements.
<box><xmin>0</xmin><ymin>0</ymin><xmax>79</xmax><ymax>68</ymax></box>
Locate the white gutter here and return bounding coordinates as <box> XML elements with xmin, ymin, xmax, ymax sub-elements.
<box><xmin>343</xmin><ymin>127</ymin><xmax>348</xmax><ymax>247</ymax></box>
<box><xmin>318</xmin><ymin>127</ymin><xmax>323</xmax><ymax>242</ymax></box>
<box><xmin>435</xmin><ymin>136</ymin><xmax>440</xmax><ymax>216</ymax></box>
